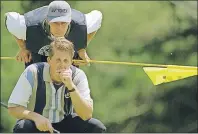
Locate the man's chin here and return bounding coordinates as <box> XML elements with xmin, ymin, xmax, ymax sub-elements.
<box><xmin>53</xmin><ymin>76</ymin><xmax>62</xmax><ymax>83</ymax></box>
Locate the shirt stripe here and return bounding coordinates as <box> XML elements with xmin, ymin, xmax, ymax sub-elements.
<box><xmin>42</xmin><ymin>82</ymin><xmax>51</xmax><ymax>119</ymax></box>
<box><xmin>26</xmin><ymin>68</ymin><xmax>34</xmax><ymax>89</ymax></box>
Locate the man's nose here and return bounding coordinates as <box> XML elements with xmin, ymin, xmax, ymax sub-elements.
<box><xmin>58</xmin><ymin>24</ymin><xmax>62</xmax><ymax>29</ymax></box>
<box><xmin>59</xmin><ymin>23</ymin><xmax>65</xmax><ymax>28</ymax></box>
<box><xmin>60</xmin><ymin>61</ymin><xmax>67</xmax><ymax>67</ymax></box>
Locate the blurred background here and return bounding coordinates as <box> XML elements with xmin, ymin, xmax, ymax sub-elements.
<box><xmin>1</xmin><ymin>1</ymin><xmax>197</xmax><ymax>133</ymax></box>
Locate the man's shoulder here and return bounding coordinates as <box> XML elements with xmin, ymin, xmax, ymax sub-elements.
<box><xmin>33</xmin><ymin>62</ymin><xmax>48</xmax><ymax>68</ymax></box>
<box><xmin>25</xmin><ymin>63</ymin><xmax>38</xmax><ymax>71</ymax></box>
<box><xmin>26</xmin><ymin>23</ymin><xmax>43</xmax><ymax>29</ymax></box>
<box><xmin>22</xmin><ymin>64</ymin><xmax>38</xmax><ymax>83</ymax></box>
<box><xmin>24</xmin><ymin>6</ymin><xmax>48</xmax><ymax>27</ymax></box>
<box><xmin>25</xmin><ymin>62</ymin><xmax>47</xmax><ymax>72</ymax></box>
<box><xmin>71</xmin><ymin>9</ymin><xmax>86</xmax><ymax>26</ymax></box>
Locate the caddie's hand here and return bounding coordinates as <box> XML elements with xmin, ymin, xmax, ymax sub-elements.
<box><xmin>58</xmin><ymin>68</ymin><xmax>74</xmax><ymax>89</ymax></box>
<box><xmin>16</xmin><ymin>48</ymin><xmax>32</xmax><ymax>63</ymax></box>
<box><xmin>33</xmin><ymin>114</ymin><xmax>54</xmax><ymax>133</ymax></box>
<box><xmin>74</xmin><ymin>49</ymin><xmax>90</xmax><ymax>66</ymax></box>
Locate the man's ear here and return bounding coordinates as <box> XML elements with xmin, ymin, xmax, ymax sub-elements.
<box><xmin>45</xmin><ymin>20</ymin><xmax>51</xmax><ymax>33</ymax></box>
<box><xmin>47</xmin><ymin>57</ymin><xmax>51</xmax><ymax>63</ymax></box>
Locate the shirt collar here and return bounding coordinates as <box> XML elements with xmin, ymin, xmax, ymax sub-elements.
<box><xmin>43</xmin><ymin>63</ymin><xmax>52</xmax><ymax>82</ymax></box>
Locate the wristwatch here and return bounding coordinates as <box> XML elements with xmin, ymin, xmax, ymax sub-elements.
<box><xmin>68</xmin><ymin>88</ymin><xmax>75</xmax><ymax>93</ymax></box>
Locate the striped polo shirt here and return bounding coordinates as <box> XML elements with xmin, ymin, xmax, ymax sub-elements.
<box><xmin>8</xmin><ymin>62</ymin><xmax>93</xmax><ymax>123</ymax></box>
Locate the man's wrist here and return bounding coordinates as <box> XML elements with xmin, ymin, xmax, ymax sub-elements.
<box><xmin>78</xmin><ymin>49</ymin><xmax>86</xmax><ymax>53</ymax></box>
<box><xmin>67</xmin><ymin>83</ymin><xmax>76</xmax><ymax>91</ymax></box>
<box><xmin>19</xmin><ymin>45</ymin><xmax>27</xmax><ymax>50</ymax></box>
<box><xmin>68</xmin><ymin>88</ymin><xmax>75</xmax><ymax>93</ymax></box>
<box><xmin>25</xmin><ymin>111</ymin><xmax>39</xmax><ymax>122</ymax></box>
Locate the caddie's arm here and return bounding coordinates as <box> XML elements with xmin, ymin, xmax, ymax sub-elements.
<box><xmin>87</xmin><ymin>31</ymin><xmax>97</xmax><ymax>45</ymax></box>
<box><xmin>74</xmin><ymin>31</ymin><xmax>97</xmax><ymax>66</ymax></box>
<box><xmin>13</xmin><ymin>36</ymin><xmax>32</xmax><ymax>63</ymax></box>
<box><xmin>5</xmin><ymin>12</ymin><xmax>32</xmax><ymax>63</ymax></box>
<box><xmin>13</xmin><ymin>36</ymin><xmax>26</xmax><ymax>49</ymax></box>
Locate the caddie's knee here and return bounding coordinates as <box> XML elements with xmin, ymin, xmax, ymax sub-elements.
<box><xmin>13</xmin><ymin>119</ymin><xmax>37</xmax><ymax>133</ymax></box>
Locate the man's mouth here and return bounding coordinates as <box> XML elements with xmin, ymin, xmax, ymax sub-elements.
<box><xmin>56</xmin><ymin>68</ymin><xmax>66</xmax><ymax>73</ymax></box>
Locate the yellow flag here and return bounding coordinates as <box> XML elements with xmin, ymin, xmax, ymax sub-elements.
<box><xmin>143</xmin><ymin>67</ymin><xmax>198</xmax><ymax>85</ymax></box>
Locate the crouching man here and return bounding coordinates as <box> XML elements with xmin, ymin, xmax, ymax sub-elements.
<box><xmin>8</xmin><ymin>37</ymin><xmax>106</xmax><ymax>133</ymax></box>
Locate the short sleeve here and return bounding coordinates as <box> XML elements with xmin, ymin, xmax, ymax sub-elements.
<box><xmin>73</xmin><ymin>69</ymin><xmax>93</xmax><ymax>103</ymax></box>
<box><xmin>8</xmin><ymin>65</ymin><xmax>37</xmax><ymax>107</ymax></box>
<box><xmin>85</xmin><ymin>10</ymin><xmax>103</xmax><ymax>34</ymax></box>
<box><xmin>5</xmin><ymin>12</ymin><xmax>27</xmax><ymax>40</ymax></box>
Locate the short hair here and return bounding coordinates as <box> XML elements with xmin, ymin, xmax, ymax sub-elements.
<box><xmin>48</xmin><ymin>37</ymin><xmax>74</xmax><ymax>59</ymax></box>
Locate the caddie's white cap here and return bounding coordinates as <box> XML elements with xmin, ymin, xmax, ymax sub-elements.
<box><xmin>47</xmin><ymin>1</ymin><xmax>71</xmax><ymax>23</ymax></box>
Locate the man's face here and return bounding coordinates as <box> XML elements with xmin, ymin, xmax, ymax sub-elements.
<box><xmin>49</xmin><ymin>22</ymin><xmax>69</xmax><ymax>37</ymax></box>
<box><xmin>48</xmin><ymin>48</ymin><xmax>72</xmax><ymax>81</ymax></box>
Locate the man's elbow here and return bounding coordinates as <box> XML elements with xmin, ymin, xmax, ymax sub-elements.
<box><xmin>8</xmin><ymin>106</ymin><xmax>24</xmax><ymax>118</ymax></box>
<box><xmin>82</xmin><ymin>107</ymin><xmax>93</xmax><ymax>120</ymax></box>
<box><xmin>81</xmin><ymin>113</ymin><xmax>93</xmax><ymax>121</ymax></box>
<box><xmin>84</xmin><ymin>103</ymin><xmax>94</xmax><ymax>120</ymax></box>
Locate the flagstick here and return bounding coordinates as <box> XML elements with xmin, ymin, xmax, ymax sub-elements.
<box><xmin>73</xmin><ymin>60</ymin><xmax>198</xmax><ymax>70</ymax></box>
<box><xmin>0</xmin><ymin>57</ymin><xmax>197</xmax><ymax>70</ymax></box>
<box><xmin>0</xmin><ymin>57</ymin><xmax>15</xmax><ymax>60</ymax></box>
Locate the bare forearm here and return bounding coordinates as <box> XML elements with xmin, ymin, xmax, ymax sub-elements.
<box><xmin>69</xmin><ymin>86</ymin><xmax>93</xmax><ymax>120</ymax></box>
<box><xmin>87</xmin><ymin>31</ymin><xmax>97</xmax><ymax>45</ymax></box>
<box><xmin>13</xmin><ymin>35</ymin><xmax>26</xmax><ymax>49</ymax></box>
<box><xmin>8</xmin><ymin>106</ymin><xmax>39</xmax><ymax>121</ymax></box>
<box><xmin>8</xmin><ymin>106</ymin><xmax>54</xmax><ymax>132</ymax></box>
<box><xmin>77</xmin><ymin>48</ymin><xmax>86</xmax><ymax>57</ymax></box>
